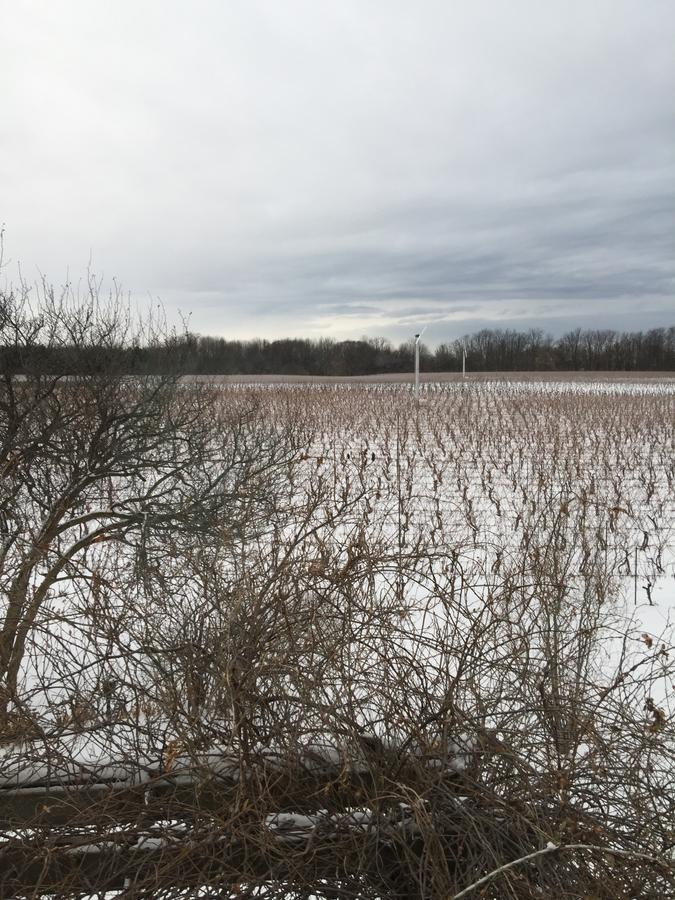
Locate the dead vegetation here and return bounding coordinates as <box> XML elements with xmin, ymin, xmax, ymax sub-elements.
<box><xmin>1</xmin><ymin>289</ymin><xmax>675</xmax><ymax>897</ymax></box>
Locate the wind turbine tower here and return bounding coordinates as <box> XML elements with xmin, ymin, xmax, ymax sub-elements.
<box><xmin>414</xmin><ymin>327</ymin><xmax>426</xmax><ymax>400</ymax></box>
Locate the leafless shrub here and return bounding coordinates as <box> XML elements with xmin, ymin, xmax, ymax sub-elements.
<box><xmin>1</xmin><ymin>296</ymin><xmax>674</xmax><ymax>897</ymax></box>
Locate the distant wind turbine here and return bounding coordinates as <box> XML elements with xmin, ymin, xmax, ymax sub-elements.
<box><xmin>462</xmin><ymin>342</ymin><xmax>467</xmax><ymax>379</ymax></box>
<box><xmin>414</xmin><ymin>327</ymin><xmax>427</xmax><ymax>401</ymax></box>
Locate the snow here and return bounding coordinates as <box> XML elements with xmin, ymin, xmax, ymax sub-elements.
<box><xmin>7</xmin><ymin>377</ymin><xmax>671</xmax><ymax>787</ymax></box>
<box><xmin>1</xmin><ymin>377</ymin><xmax>673</xmax><ymax>897</ymax></box>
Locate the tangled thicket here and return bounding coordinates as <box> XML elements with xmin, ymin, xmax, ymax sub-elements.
<box><xmin>1</xmin><ymin>282</ymin><xmax>674</xmax><ymax>898</ymax></box>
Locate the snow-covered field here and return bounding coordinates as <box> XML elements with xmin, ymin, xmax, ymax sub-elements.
<box><xmin>284</xmin><ymin>376</ymin><xmax>675</xmax><ymax>695</ymax></box>
<box><xmin>2</xmin><ymin>375</ymin><xmax>674</xmax><ymax>897</ymax></box>
<box><xmin>5</xmin><ymin>374</ymin><xmax>675</xmax><ymax>777</ymax></box>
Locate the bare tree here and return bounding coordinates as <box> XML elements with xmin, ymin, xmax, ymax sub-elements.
<box><xmin>1</xmin><ymin>289</ymin><xmax>674</xmax><ymax>898</ymax></box>
<box><xmin>0</xmin><ymin>278</ymin><xmax>293</xmax><ymax>725</ymax></box>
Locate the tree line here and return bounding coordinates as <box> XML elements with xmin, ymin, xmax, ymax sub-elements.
<box><xmin>2</xmin><ymin>313</ymin><xmax>674</xmax><ymax>375</ymax></box>
<box><xmin>181</xmin><ymin>326</ymin><xmax>675</xmax><ymax>374</ymax></box>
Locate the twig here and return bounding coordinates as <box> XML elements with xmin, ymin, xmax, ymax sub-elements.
<box><xmin>452</xmin><ymin>842</ymin><xmax>671</xmax><ymax>898</ymax></box>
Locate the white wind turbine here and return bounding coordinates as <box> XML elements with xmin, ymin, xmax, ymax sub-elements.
<box><xmin>413</xmin><ymin>326</ymin><xmax>427</xmax><ymax>401</ymax></box>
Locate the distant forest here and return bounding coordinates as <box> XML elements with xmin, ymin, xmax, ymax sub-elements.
<box><xmin>3</xmin><ymin>326</ymin><xmax>674</xmax><ymax>376</ymax></box>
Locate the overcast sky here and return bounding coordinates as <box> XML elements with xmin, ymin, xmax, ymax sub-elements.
<box><xmin>2</xmin><ymin>1</ymin><xmax>673</xmax><ymax>344</ymax></box>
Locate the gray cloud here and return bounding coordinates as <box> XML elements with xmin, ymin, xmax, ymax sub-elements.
<box><xmin>1</xmin><ymin>0</ymin><xmax>673</xmax><ymax>345</ymax></box>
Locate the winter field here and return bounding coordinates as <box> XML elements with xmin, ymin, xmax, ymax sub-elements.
<box><xmin>1</xmin><ymin>374</ymin><xmax>675</xmax><ymax>898</ymax></box>
<box><xmin>241</xmin><ymin>376</ymin><xmax>675</xmax><ymax>728</ymax></box>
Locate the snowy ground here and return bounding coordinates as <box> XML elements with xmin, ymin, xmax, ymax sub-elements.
<box><xmin>1</xmin><ymin>376</ymin><xmax>674</xmax><ymax>897</ymax></box>
<box><xmin>5</xmin><ymin>376</ymin><xmax>674</xmax><ymax>770</ymax></box>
